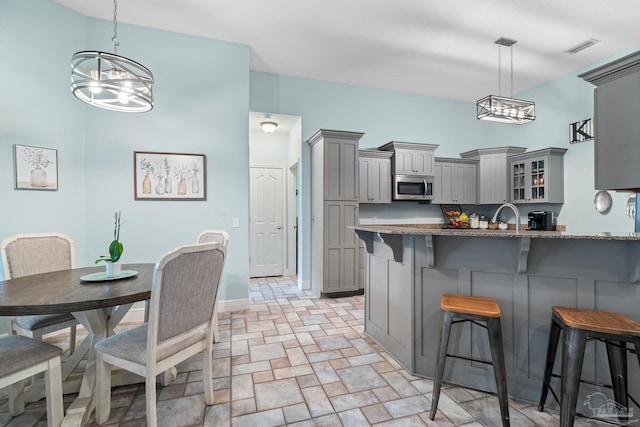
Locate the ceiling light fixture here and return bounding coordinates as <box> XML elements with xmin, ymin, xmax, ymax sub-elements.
<box><xmin>260</xmin><ymin>114</ymin><xmax>278</xmax><ymax>134</ymax></box>
<box><xmin>70</xmin><ymin>0</ymin><xmax>154</xmax><ymax>113</ymax></box>
<box><xmin>477</xmin><ymin>37</ymin><xmax>535</xmax><ymax>124</ymax></box>
<box><xmin>564</xmin><ymin>38</ymin><xmax>600</xmax><ymax>55</ymax></box>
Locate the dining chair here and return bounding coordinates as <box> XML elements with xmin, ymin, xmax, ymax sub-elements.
<box><xmin>95</xmin><ymin>242</ymin><xmax>226</xmax><ymax>427</ymax></box>
<box><xmin>0</xmin><ymin>335</ymin><xmax>64</xmax><ymax>427</ymax></box>
<box><xmin>196</xmin><ymin>229</ymin><xmax>229</xmax><ymax>343</ymax></box>
<box><xmin>1</xmin><ymin>233</ymin><xmax>78</xmax><ymax>354</ymax></box>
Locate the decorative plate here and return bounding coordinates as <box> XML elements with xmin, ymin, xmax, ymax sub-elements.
<box><xmin>80</xmin><ymin>270</ymin><xmax>139</xmax><ymax>282</ymax></box>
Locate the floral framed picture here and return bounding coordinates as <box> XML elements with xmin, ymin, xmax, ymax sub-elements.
<box><xmin>13</xmin><ymin>144</ymin><xmax>58</xmax><ymax>190</ymax></box>
<box><xmin>134</xmin><ymin>151</ymin><xmax>206</xmax><ymax>200</ymax></box>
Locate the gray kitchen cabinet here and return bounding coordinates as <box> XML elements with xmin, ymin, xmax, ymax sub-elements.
<box><xmin>308</xmin><ymin>129</ymin><xmax>360</xmax><ymax>201</ymax></box>
<box><xmin>433</xmin><ymin>158</ymin><xmax>477</xmax><ymax>205</ymax></box>
<box><xmin>460</xmin><ymin>146</ymin><xmax>526</xmax><ymax>204</ymax></box>
<box><xmin>509</xmin><ymin>148</ymin><xmax>567</xmax><ymax>204</ymax></box>
<box><xmin>308</xmin><ymin>129</ymin><xmax>363</xmax><ymax>296</ymax></box>
<box><xmin>359</xmin><ymin>150</ymin><xmax>392</xmax><ymax>204</ymax></box>
<box><xmin>323</xmin><ymin>201</ymin><xmax>360</xmax><ymax>294</ymax></box>
<box><xmin>378</xmin><ymin>141</ymin><xmax>439</xmax><ymax>176</ymax></box>
<box><xmin>579</xmin><ymin>51</ymin><xmax>640</xmax><ymax>191</ymax></box>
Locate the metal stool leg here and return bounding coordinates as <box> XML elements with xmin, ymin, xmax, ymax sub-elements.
<box><xmin>538</xmin><ymin>317</ymin><xmax>561</xmax><ymax>411</ymax></box>
<box><xmin>605</xmin><ymin>338</ymin><xmax>629</xmax><ymax>422</ymax></box>
<box><xmin>487</xmin><ymin>316</ymin><xmax>510</xmax><ymax>427</ymax></box>
<box><xmin>560</xmin><ymin>326</ymin><xmax>587</xmax><ymax>427</ymax></box>
<box><xmin>429</xmin><ymin>310</ymin><xmax>453</xmax><ymax>421</ymax></box>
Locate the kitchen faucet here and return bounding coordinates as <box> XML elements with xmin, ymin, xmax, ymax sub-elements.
<box><xmin>491</xmin><ymin>203</ymin><xmax>521</xmax><ymax>234</ymax></box>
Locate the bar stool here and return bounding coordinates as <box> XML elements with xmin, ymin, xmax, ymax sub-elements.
<box><xmin>538</xmin><ymin>306</ymin><xmax>640</xmax><ymax>427</ymax></box>
<box><xmin>429</xmin><ymin>294</ymin><xmax>510</xmax><ymax>427</ymax></box>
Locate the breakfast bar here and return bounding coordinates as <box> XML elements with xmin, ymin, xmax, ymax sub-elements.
<box><xmin>352</xmin><ymin>224</ymin><xmax>640</xmax><ymax>412</ymax></box>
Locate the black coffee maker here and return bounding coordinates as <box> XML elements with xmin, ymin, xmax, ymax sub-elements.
<box><xmin>528</xmin><ymin>211</ymin><xmax>554</xmax><ymax>231</ymax></box>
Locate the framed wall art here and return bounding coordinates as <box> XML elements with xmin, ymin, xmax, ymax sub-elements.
<box><xmin>14</xmin><ymin>144</ymin><xmax>59</xmax><ymax>190</ymax></box>
<box><xmin>134</xmin><ymin>151</ymin><xmax>206</xmax><ymax>200</ymax></box>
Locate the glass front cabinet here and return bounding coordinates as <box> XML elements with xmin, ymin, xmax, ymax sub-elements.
<box><xmin>509</xmin><ymin>148</ymin><xmax>567</xmax><ymax>204</ymax></box>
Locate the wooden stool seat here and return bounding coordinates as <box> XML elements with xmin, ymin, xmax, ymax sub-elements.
<box><xmin>552</xmin><ymin>306</ymin><xmax>640</xmax><ymax>337</ymax></box>
<box><xmin>441</xmin><ymin>293</ymin><xmax>501</xmax><ymax>317</ymax></box>
<box><xmin>539</xmin><ymin>306</ymin><xmax>640</xmax><ymax>427</ymax></box>
<box><xmin>430</xmin><ymin>294</ymin><xmax>510</xmax><ymax>426</ymax></box>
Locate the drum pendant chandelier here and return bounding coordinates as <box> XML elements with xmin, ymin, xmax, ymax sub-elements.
<box><xmin>70</xmin><ymin>0</ymin><xmax>154</xmax><ymax>113</ymax></box>
<box><xmin>476</xmin><ymin>38</ymin><xmax>535</xmax><ymax>124</ymax></box>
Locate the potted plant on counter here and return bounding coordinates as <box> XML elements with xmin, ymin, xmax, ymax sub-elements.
<box><xmin>95</xmin><ymin>211</ymin><xmax>125</xmax><ymax>277</ymax></box>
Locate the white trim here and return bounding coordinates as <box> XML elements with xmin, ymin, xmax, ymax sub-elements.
<box><xmin>299</xmin><ymin>279</ymin><xmax>311</xmax><ymax>291</ymax></box>
<box><xmin>285</xmin><ymin>161</ymin><xmax>299</xmax><ymax>277</ymax></box>
<box><xmin>218</xmin><ymin>299</ymin><xmax>251</xmax><ymax>312</ymax></box>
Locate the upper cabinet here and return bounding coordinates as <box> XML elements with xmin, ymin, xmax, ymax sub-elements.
<box><xmin>509</xmin><ymin>148</ymin><xmax>567</xmax><ymax>204</ymax></box>
<box><xmin>433</xmin><ymin>158</ymin><xmax>477</xmax><ymax>205</ymax></box>
<box><xmin>379</xmin><ymin>141</ymin><xmax>439</xmax><ymax>176</ymax></box>
<box><xmin>580</xmin><ymin>50</ymin><xmax>640</xmax><ymax>191</ymax></box>
<box><xmin>308</xmin><ymin>129</ymin><xmax>362</xmax><ymax>201</ymax></box>
<box><xmin>359</xmin><ymin>150</ymin><xmax>392</xmax><ymax>204</ymax></box>
<box><xmin>460</xmin><ymin>147</ymin><xmax>526</xmax><ymax>204</ymax></box>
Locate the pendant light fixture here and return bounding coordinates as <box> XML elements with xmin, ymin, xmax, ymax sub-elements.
<box><xmin>260</xmin><ymin>114</ymin><xmax>279</xmax><ymax>134</ymax></box>
<box><xmin>476</xmin><ymin>37</ymin><xmax>535</xmax><ymax>124</ymax></box>
<box><xmin>70</xmin><ymin>0</ymin><xmax>154</xmax><ymax>113</ymax></box>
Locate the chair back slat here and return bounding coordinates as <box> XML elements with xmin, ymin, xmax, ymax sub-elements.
<box><xmin>150</xmin><ymin>243</ymin><xmax>225</xmax><ymax>345</ymax></box>
<box><xmin>1</xmin><ymin>233</ymin><xmax>75</xmax><ymax>280</ymax></box>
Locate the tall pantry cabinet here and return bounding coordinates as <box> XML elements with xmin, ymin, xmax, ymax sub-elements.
<box><xmin>308</xmin><ymin>129</ymin><xmax>363</xmax><ymax>296</ymax></box>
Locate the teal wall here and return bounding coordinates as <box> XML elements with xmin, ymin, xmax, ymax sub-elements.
<box><xmin>0</xmin><ymin>1</ymin><xmax>251</xmax><ymax>305</ymax></box>
<box><xmin>2</xmin><ymin>0</ymin><xmax>638</xmax><ymax>292</ymax></box>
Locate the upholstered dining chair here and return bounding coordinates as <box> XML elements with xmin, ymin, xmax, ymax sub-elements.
<box><xmin>1</xmin><ymin>233</ymin><xmax>78</xmax><ymax>354</ymax></box>
<box><xmin>196</xmin><ymin>229</ymin><xmax>229</xmax><ymax>343</ymax></box>
<box><xmin>0</xmin><ymin>335</ymin><xmax>64</xmax><ymax>427</ymax></box>
<box><xmin>95</xmin><ymin>242</ymin><xmax>226</xmax><ymax>427</ymax></box>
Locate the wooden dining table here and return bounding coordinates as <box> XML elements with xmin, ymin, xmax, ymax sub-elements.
<box><xmin>0</xmin><ymin>263</ymin><xmax>154</xmax><ymax>427</ymax></box>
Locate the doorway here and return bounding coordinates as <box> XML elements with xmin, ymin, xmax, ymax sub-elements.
<box><xmin>248</xmin><ymin>112</ymin><xmax>302</xmax><ymax>278</ymax></box>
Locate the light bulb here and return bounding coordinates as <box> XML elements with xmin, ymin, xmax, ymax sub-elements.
<box><xmin>89</xmin><ymin>70</ymin><xmax>102</xmax><ymax>94</ymax></box>
<box><xmin>118</xmin><ymin>92</ymin><xmax>130</xmax><ymax>104</ymax></box>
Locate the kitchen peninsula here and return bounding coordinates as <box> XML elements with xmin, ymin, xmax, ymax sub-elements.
<box><xmin>352</xmin><ymin>224</ymin><xmax>640</xmax><ymax>408</ymax></box>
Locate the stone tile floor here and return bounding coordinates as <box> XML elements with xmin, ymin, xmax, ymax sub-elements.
<box><xmin>1</xmin><ymin>277</ymin><xmax>612</xmax><ymax>426</ymax></box>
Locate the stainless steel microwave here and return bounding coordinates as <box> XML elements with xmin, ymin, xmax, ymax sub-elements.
<box><xmin>393</xmin><ymin>175</ymin><xmax>433</xmax><ymax>201</ymax></box>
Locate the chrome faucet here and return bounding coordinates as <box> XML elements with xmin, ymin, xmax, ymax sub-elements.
<box><xmin>491</xmin><ymin>203</ymin><xmax>521</xmax><ymax>234</ymax></box>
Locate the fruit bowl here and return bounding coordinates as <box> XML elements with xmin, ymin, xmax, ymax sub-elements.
<box><xmin>440</xmin><ymin>204</ymin><xmax>469</xmax><ymax>229</ymax></box>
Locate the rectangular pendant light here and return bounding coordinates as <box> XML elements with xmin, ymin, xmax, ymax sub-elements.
<box><xmin>477</xmin><ymin>38</ymin><xmax>535</xmax><ymax>124</ymax></box>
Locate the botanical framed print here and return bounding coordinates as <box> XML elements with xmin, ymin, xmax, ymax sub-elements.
<box><xmin>14</xmin><ymin>144</ymin><xmax>58</xmax><ymax>190</ymax></box>
<box><xmin>134</xmin><ymin>151</ymin><xmax>206</xmax><ymax>200</ymax></box>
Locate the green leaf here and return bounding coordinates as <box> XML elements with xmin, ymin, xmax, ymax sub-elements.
<box><xmin>109</xmin><ymin>240</ymin><xmax>123</xmax><ymax>262</ymax></box>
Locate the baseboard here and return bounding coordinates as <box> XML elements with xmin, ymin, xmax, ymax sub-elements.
<box><xmin>218</xmin><ymin>299</ymin><xmax>250</xmax><ymax>313</ymax></box>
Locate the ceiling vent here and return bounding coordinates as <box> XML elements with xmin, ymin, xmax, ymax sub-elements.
<box><xmin>565</xmin><ymin>38</ymin><xmax>600</xmax><ymax>55</ymax></box>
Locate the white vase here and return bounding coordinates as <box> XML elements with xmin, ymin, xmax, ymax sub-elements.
<box><xmin>105</xmin><ymin>262</ymin><xmax>122</xmax><ymax>278</ymax></box>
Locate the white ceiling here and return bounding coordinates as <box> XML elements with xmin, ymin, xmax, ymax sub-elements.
<box><xmin>56</xmin><ymin>0</ymin><xmax>640</xmax><ymax>103</ymax></box>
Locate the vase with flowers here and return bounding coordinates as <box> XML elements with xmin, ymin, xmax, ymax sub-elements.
<box><xmin>22</xmin><ymin>147</ymin><xmax>52</xmax><ymax>188</ymax></box>
<box><xmin>95</xmin><ymin>211</ymin><xmax>125</xmax><ymax>277</ymax></box>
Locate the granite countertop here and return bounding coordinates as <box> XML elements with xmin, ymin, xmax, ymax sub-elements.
<box><xmin>352</xmin><ymin>224</ymin><xmax>640</xmax><ymax>241</ymax></box>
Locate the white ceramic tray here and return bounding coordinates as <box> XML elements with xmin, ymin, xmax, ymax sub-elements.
<box><xmin>80</xmin><ymin>270</ymin><xmax>138</xmax><ymax>282</ymax></box>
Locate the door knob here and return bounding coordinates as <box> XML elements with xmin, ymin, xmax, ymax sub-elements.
<box><xmin>277</xmin><ymin>226</ymin><xmax>282</xmax><ymax>229</ymax></box>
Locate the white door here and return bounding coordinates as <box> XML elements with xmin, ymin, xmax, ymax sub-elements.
<box><xmin>250</xmin><ymin>167</ymin><xmax>284</xmax><ymax>277</ymax></box>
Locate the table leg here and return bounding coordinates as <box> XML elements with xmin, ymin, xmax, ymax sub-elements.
<box><xmin>61</xmin><ymin>304</ymin><xmax>140</xmax><ymax>427</ymax></box>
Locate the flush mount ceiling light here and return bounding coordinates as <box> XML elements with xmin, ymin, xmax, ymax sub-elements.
<box><xmin>477</xmin><ymin>37</ymin><xmax>535</xmax><ymax>124</ymax></box>
<box><xmin>260</xmin><ymin>114</ymin><xmax>278</xmax><ymax>134</ymax></box>
<box><xmin>70</xmin><ymin>0</ymin><xmax>154</xmax><ymax>113</ymax></box>
<box><xmin>564</xmin><ymin>38</ymin><xmax>600</xmax><ymax>55</ymax></box>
